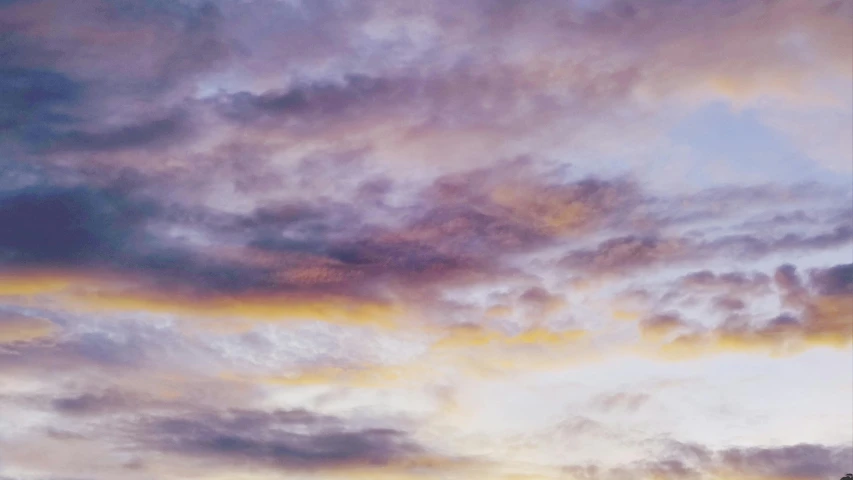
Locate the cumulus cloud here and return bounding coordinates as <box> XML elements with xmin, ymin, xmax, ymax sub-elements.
<box><xmin>633</xmin><ymin>263</ymin><xmax>853</xmax><ymax>359</ymax></box>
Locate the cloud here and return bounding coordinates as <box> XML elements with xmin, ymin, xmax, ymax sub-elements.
<box><xmin>0</xmin><ymin>67</ymin><xmax>81</xmax><ymax>146</ymax></box>
<box><xmin>0</xmin><ymin>313</ymin><xmax>203</xmax><ymax>377</ymax></box>
<box><xmin>2</xmin><ymin>0</ymin><xmax>849</xmax><ymax>176</ymax></box>
<box><xmin>639</xmin><ymin>313</ymin><xmax>689</xmax><ymax>342</ymax></box>
<box><xmin>1</xmin><ymin>0</ymin><xmax>228</xmax><ymax>88</ymax></box>
<box><xmin>715</xmin><ymin>443</ymin><xmax>853</xmax><ymax>480</ymax></box>
<box><xmin>809</xmin><ymin>263</ymin><xmax>853</xmax><ymax>296</ymax></box>
<box><xmin>0</xmin><ymin>2</ymin><xmax>851</xmax><ymax>478</ymax></box>
<box><xmin>560</xmin><ymin>225</ymin><xmax>852</xmax><ymax>276</ymax></box>
<box><xmin>214</xmin><ymin>74</ymin><xmax>398</xmax><ymax>124</ymax></box>
<box><xmin>49</xmin><ymin>389</ymin><xmax>149</xmax><ymax>417</ymax></box>
<box><xmin>0</xmin><ymin>160</ymin><xmax>640</xmax><ymax>324</ymax></box>
<box><xmin>0</xmin><ymin>184</ymin><xmax>151</xmax><ymax>265</ymax></box>
<box><xmin>43</xmin><ymin>110</ymin><xmax>191</xmax><ymax>153</ymax></box>
<box><xmin>592</xmin><ymin>393</ymin><xmax>650</xmax><ymax>413</ymax></box>
<box><xmin>563</xmin><ymin>442</ymin><xmax>852</xmax><ymax>480</ymax></box>
<box><xmin>679</xmin><ymin>270</ymin><xmax>772</xmax><ymax>293</ymax></box>
<box><xmin>0</xmin><ymin>312</ymin><xmax>55</xmax><ymax>344</ymax></box>
<box><xmin>560</xmin><ymin>235</ymin><xmax>690</xmax><ymax>274</ymax></box>
<box><xmin>637</xmin><ymin>263</ymin><xmax>853</xmax><ymax>359</ymax></box>
<box><xmin>131</xmin><ymin>408</ymin><xmax>421</xmax><ymax>471</ymax></box>
<box><xmin>0</xmin><ymin>164</ymin><xmax>846</xmax><ymax>369</ymax></box>
<box><xmin>710</xmin><ymin>295</ymin><xmax>746</xmax><ymax>312</ymax></box>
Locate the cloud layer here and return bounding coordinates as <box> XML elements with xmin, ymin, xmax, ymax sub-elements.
<box><xmin>0</xmin><ymin>0</ymin><xmax>851</xmax><ymax>479</ymax></box>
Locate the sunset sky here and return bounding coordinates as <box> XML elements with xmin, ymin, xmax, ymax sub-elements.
<box><xmin>0</xmin><ymin>1</ymin><xmax>852</xmax><ymax>479</ymax></box>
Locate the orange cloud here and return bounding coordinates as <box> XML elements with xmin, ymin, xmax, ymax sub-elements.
<box><xmin>433</xmin><ymin>325</ymin><xmax>587</xmax><ymax>350</ymax></box>
<box><xmin>67</xmin><ymin>290</ymin><xmax>401</xmax><ymax>330</ymax></box>
<box><xmin>640</xmin><ymin>302</ymin><xmax>852</xmax><ymax>361</ymax></box>
<box><xmin>0</xmin><ymin>313</ymin><xmax>56</xmax><ymax>344</ymax></box>
<box><xmin>0</xmin><ymin>270</ymin><xmax>77</xmax><ymax>297</ymax></box>
<box><xmin>0</xmin><ymin>267</ymin><xmax>399</xmax><ymax>329</ymax></box>
<box><xmin>219</xmin><ymin>365</ymin><xmax>423</xmax><ymax>389</ymax></box>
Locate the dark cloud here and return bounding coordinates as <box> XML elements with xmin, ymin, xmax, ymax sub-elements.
<box><xmin>809</xmin><ymin>263</ymin><xmax>853</xmax><ymax>296</ymax></box>
<box><xmin>0</xmin><ymin>68</ymin><xmax>190</xmax><ymax>154</ymax></box>
<box><xmin>0</xmin><ymin>185</ymin><xmax>152</xmax><ymax>265</ymax></box>
<box><xmin>227</xmin><ymin>168</ymin><xmax>640</xmax><ymax>296</ymax></box>
<box><xmin>0</xmin><ymin>158</ymin><xmax>640</xmax><ymax>303</ymax></box>
<box><xmin>43</xmin><ymin>110</ymin><xmax>191</xmax><ymax>153</ymax></box>
<box><xmin>0</xmin><ymin>0</ymin><xmax>229</xmax><ymax>87</ymax></box>
<box><xmin>0</xmin><ymin>0</ymin><xmax>226</xmax><ymax>158</ymax></box>
<box><xmin>718</xmin><ymin>443</ymin><xmax>853</xmax><ymax>479</ymax></box>
<box><xmin>0</xmin><ymin>68</ymin><xmax>81</xmax><ymax>146</ymax></box>
<box><xmin>564</xmin><ymin>442</ymin><xmax>852</xmax><ymax>480</ymax></box>
<box><xmin>215</xmin><ymin>75</ymin><xmax>398</xmax><ymax>124</ymax></box>
<box><xmin>208</xmin><ymin>60</ymin><xmax>586</xmax><ymax>138</ymax></box>
<box><xmin>133</xmin><ymin>408</ymin><xmax>419</xmax><ymax>470</ymax></box>
<box><xmin>51</xmin><ymin>390</ymin><xmax>132</xmax><ymax>416</ymax></box>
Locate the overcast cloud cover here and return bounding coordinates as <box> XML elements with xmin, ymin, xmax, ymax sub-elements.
<box><xmin>0</xmin><ymin>0</ymin><xmax>851</xmax><ymax>479</ymax></box>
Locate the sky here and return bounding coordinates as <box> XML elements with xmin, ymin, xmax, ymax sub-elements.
<box><xmin>0</xmin><ymin>0</ymin><xmax>852</xmax><ymax>479</ymax></box>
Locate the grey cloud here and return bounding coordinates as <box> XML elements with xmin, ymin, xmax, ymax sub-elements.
<box><xmin>51</xmin><ymin>390</ymin><xmax>133</xmax><ymax>416</ymax></box>
<box><xmin>639</xmin><ymin>312</ymin><xmax>688</xmax><ymax>336</ymax></box>
<box><xmin>0</xmin><ymin>317</ymin><xmax>207</xmax><ymax>376</ymax></box>
<box><xmin>561</xmin><ymin>224</ymin><xmax>852</xmax><ymax>276</ymax></box>
<box><xmin>718</xmin><ymin>443</ymin><xmax>853</xmax><ymax>479</ymax></box>
<box><xmin>563</xmin><ymin>442</ymin><xmax>851</xmax><ymax>480</ymax></box>
<box><xmin>0</xmin><ymin>0</ymin><xmax>226</xmax><ymax>155</ymax></box>
<box><xmin>711</xmin><ymin>295</ymin><xmax>746</xmax><ymax>312</ymax></box>
<box><xmin>774</xmin><ymin>264</ymin><xmax>804</xmax><ymax>291</ymax></box>
<box><xmin>215</xmin><ymin>75</ymin><xmax>397</xmax><ymax>124</ymax></box>
<box><xmin>679</xmin><ymin>270</ymin><xmax>771</xmax><ymax>292</ymax></box>
<box><xmin>43</xmin><ymin>111</ymin><xmax>191</xmax><ymax>153</ymax></box>
<box><xmin>132</xmin><ymin>408</ymin><xmax>419</xmax><ymax>470</ymax></box>
<box><xmin>635</xmin><ymin>259</ymin><xmax>853</xmax><ymax>353</ymax></box>
<box><xmin>0</xmin><ymin>68</ymin><xmax>81</xmax><ymax>146</ymax></box>
<box><xmin>809</xmin><ymin>263</ymin><xmax>853</xmax><ymax>296</ymax></box>
<box><xmin>0</xmin><ymin>184</ymin><xmax>153</xmax><ymax>266</ymax></box>
<box><xmin>560</xmin><ymin>235</ymin><xmax>689</xmax><ymax>274</ymax></box>
<box><xmin>0</xmin><ymin>158</ymin><xmax>639</xmax><ymax>301</ymax></box>
<box><xmin>774</xmin><ymin>264</ymin><xmax>810</xmax><ymax>307</ymax></box>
